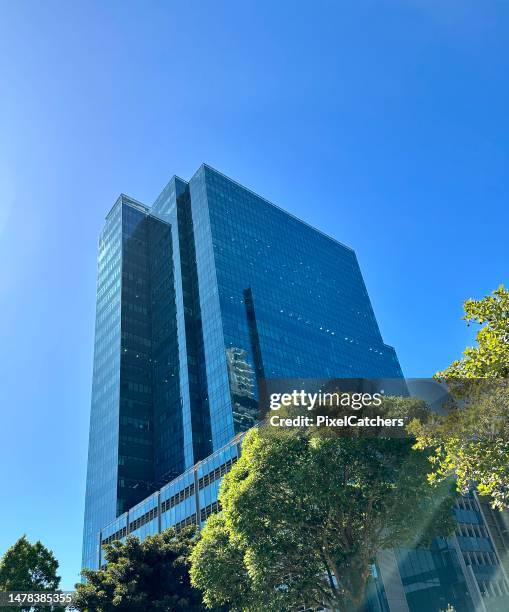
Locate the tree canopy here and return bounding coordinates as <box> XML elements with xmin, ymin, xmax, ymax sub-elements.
<box><xmin>190</xmin><ymin>401</ymin><xmax>456</xmax><ymax>611</ymax></box>
<box><xmin>411</xmin><ymin>285</ymin><xmax>509</xmax><ymax>509</ymax></box>
<box><xmin>436</xmin><ymin>284</ymin><xmax>509</xmax><ymax>379</ymax></box>
<box><xmin>0</xmin><ymin>535</ymin><xmax>61</xmax><ymax>612</ymax></box>
<box><xmin>74</xmin><ymin>527</ymin><xmax>206</xmax><ymax>612</ymax></box>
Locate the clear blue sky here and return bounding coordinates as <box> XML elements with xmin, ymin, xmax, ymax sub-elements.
<box><xmin>0</xmin><ymin>0</ymin><xmax>507</xmax><ymax>590</ymax></box>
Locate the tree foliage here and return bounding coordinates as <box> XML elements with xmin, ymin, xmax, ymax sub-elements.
<box><xmin>436</xmin><ymin>284</ymin><xmax>509</xmax><ymax>379</ymax></box>
<box><xmin>0</xmin><ymin>535</ymin><xmax>61</xmax><ymax>612</ymax></box>
<box><xmin>411</xmin><ymin>285</ymin><xmax>509</xmax><ymax>509</ymax></box>
<box><xmin>191</xmin><ymin>400</ymin><xmax>456</xmax><ymax>611</ymax></box>
<box><xmin>74</xmin><ymin>527</ymin><xmax>206</xmax><ymax>612</ymax></box>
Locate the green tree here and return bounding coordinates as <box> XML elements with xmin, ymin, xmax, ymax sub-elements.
<box><xmin>436</xmin><ymin>285</ymin><xmax>509</xmax><ymax>379</ymax></box>
<box><xmin>0</xmin><ymin>535</ymin><xmax>61</xmax><ymax>612</ymax></box>
<box><xmin>191</xmin><ymin>401</ymin><xmax>456</xmax><ymax>612</ymax></box>
<box><xmin>189</xmin><ymin>513</ymin><xmax>259</xmax><ymax>610</ymax></box>
<box><xmin>412</xmin><ymin>285</ymin><xmax>509</xmax><ymax>509</ymax></box>
<box><xmin>74</xmin><ymin>527</ymin><xmax>206</xmax><ymax>611</ymax></box>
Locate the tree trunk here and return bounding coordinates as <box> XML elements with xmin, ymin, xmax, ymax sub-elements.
<box><xmin>328</xmin><ymin>563</ymin><xmax>369</xmax><ymax>612</ymax></box>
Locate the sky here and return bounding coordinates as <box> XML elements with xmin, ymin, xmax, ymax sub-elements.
<box><xmin>0</xmin><ymin>0</ymin><xmax>508</xmax><ymax>590</ymax></box>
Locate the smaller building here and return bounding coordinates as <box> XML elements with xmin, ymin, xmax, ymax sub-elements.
<box><xmin>97</xmin><ymin>433</ymin><xmax>509</xmax><ymax>612</ymax></box>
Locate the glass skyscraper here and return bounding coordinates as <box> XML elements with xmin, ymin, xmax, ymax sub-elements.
<box><xmin>82</xmin><ymin>165</ymin><xmax>509</xmax><ymax>610</ymax></box>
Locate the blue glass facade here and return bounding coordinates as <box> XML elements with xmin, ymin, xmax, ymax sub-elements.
<box><xmin>83</xmin><ymin>195</ymin><xmax>194</xmax><ymax>569</ymax></box>
<box><xmin>188</xmin><ymin>165</ymin><xmax>402</xmax><ymax>448</ymax></box>
<box><xmin>83</xmin><ymin>164</ymin><xmax>509</xmax><ymax>610</ymax></box>
<box><xmin>82</xmin><ymin>197</ymin><xmax>123</xmax><ymax>571</ymax></box>
<box><xmin>83</xmin><ymin>165</ymin><xmax>401</xmax><ymax>569</ymax></box>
